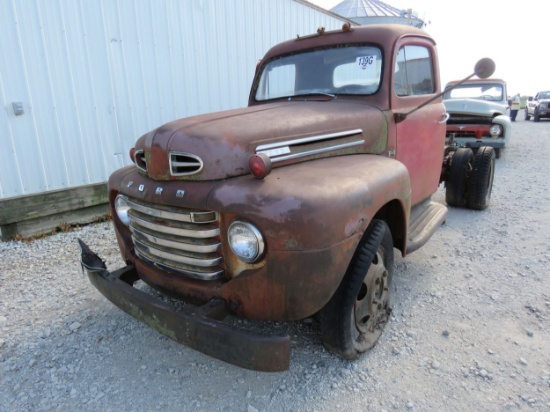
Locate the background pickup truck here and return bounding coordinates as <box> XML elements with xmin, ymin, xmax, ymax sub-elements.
<box><xmin>80</xmin><ymin>24</ymin><xmax>496</xmax><ymax>371</ymax></box>
<box><xmin>443</xmin><ymin>78</ymin><xmax>510</xmax><ymax>159</ymax></box>
<box><xmin>525</xmin><ymin>91</ymin><xmax>550</xmax><ymax>122</ymax></box>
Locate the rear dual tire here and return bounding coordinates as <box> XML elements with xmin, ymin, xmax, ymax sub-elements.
<box><xmin>445</xmin><ymin>148</ymin><xmax>473</xmax><ymax>207</ymax></box>
<box><xmin>467</xmin><ymin>147</ymin><xmax>495</xmax><ymax>210</ymax></box>
<box><xmin>445</xmin><ymin>147</ymin><xmax>495</xmax><ymax>210</ymax></box>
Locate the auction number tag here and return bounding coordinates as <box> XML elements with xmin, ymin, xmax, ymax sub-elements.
<box><xmin>356</xmin><ymin>55</ymin><xmax>376</xmax><ymax>70</ymax></box>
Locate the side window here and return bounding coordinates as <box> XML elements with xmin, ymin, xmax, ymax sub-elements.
<box><xmin>394</xmin><ymin>45</ymin><xmax>434</xmax><ymax>96</ymax></box>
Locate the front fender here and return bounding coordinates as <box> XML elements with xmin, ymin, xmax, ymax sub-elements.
<box><xmin>204</xmin><ymin>155</ymin><xmax>411</xmax><ymax>320</ymax></box>
<box><xmin>208</xmin><ymin>154</ymin><xmax>411</xmax><ymax>252</ymax></box>
<box><xmin>493</xmin><ymin>114</ymin><xmax>512</xmax><ymax>139</ymax></box>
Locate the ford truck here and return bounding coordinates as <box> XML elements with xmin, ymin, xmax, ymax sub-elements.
<box><xmin>79</xmin><ymin>24</ymin><xmax>496</xmax><ymax>371</ymax></box>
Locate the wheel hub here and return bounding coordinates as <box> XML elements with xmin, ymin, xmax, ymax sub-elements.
<box><xmin>354</xmin><ymin>251</ymin><xmax>389</xmax><ymax>334</ymax></box>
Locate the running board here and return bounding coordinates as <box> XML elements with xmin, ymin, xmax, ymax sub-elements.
<box><xmin>406</xmin><ymin>200</ymin><xmax>448</xmax><ymax>254</ymax></box>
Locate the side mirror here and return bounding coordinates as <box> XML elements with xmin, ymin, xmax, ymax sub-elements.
<box><xmin>473</xmin><ymin>58</ymin><xmax>496</xmax><ymax>79</ymax></box>
<box><xmin>394</xmin><ymin>58</ymin><xmax>496</xmax><ymax>123</ymax></box>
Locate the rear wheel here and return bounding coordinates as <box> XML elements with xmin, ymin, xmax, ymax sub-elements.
<box><xmin>320</xmin><ymin>220</ymin><xmax>393</xmax><ymax>359</ymax></box>
<box><xmin>445</xmin><ymin>148</ymin><xmax>474</xmax><ymax>207</ymax></box>
<box><xmin>524</xmin><ymin>108</ymin><xmax>530</xmax><ymax>121</ymax></box>
<box><xmin>467</xmin><ymin>147</ymin><xmax>495</xmax><ymax>210</ymax></box>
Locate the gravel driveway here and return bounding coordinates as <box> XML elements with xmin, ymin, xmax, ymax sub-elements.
<box><xmin>1</xmin><ymin>117</ymin><xmax>549</xmax><ymax>412</ymax></box>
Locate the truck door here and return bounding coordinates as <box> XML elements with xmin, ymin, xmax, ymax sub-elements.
<box><xmin>392</xmin><ymin>43</ymin><xmax>446</xmax><ymax>206</ymax></box>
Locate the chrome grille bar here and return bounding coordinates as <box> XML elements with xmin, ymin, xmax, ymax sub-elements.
<box><xmin>127</xmin><ymin>198</ymin><xmax>217</xmax><ymax>223</ymax></box>
<box><xmin>135</xmin><ymin>250</ymin><xmax>224</xmax><ymax>281</ymax></box>
<box><xmin>129</xmin><ymin>212</ymin><xmax>220</xmax><ymax>238</ymax></box>
<box><xmin>133</xmin><ymin>239</ymin><xmax>221</xmax><ymax>267</ymax></box>
<box><xmin>130</xmin><ymin>226</ymin><xmax>221</xmax><ymax>254</ymax></box>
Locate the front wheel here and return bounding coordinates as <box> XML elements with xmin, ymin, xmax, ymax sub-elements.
<box><xmin>534</xmin><ymin>109</ymin><xmax>540</xmax><ymax>122</ymax></box>
<box><xmin>467</xmin><ymin>147</ymin><xmax>495</xmax><ymax>210</ymax></box>
<box><xmin>320</xmin><ymin>220</ymin><xmax>394</xmax><ymax>359</ymax></box>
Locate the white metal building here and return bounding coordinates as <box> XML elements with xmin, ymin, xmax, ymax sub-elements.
<box><xmin>0</xmin><ymin>0</ymin><xmax>351</xmax><ymax>199</ymax></box>
<box><xmin>0</xmin><ymin>0</ymin><xmax>352</xmax><ymax>238</ymax></box>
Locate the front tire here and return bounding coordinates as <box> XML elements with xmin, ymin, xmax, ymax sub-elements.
<box><xmin>467</xmin><ymin>147</ymin><xmax>495</xmax><ymax>210</ymax></box>
<box><xmin>320</xmin><ymin>220</ymin><xmax>394</xmax><ymax>359</ymax></box>
<box><xmin>445</xmin><ymin>148</ymin><xmax>474</xmax><ymax>207</ymax></box>
<box><xmin>534</xmin><ymin>109</ymin><xmax>540</xmax><ymax>122</ymax></box>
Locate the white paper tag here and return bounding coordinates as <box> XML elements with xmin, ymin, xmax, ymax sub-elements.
<box><xmin>356</xmin><ymin>55</ymin><xmax>376</xmax><ymax>70</ymax></box>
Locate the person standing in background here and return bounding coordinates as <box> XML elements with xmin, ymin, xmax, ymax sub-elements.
<box><xmin>510</xmin><ymin>93</ymin><xmax>521</xmax><ymax>121</ymax></box>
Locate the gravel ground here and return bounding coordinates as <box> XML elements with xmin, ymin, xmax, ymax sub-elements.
<box><xmin>1</xmin><ymin>117</ymin><xmax>550</xmax><ymax>412</ymax></box>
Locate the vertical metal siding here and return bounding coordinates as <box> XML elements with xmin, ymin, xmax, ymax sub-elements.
<box><xmin>0</xmin><ymin>0</ymin><xmax>348</xmax><ymax>199</ymax></box>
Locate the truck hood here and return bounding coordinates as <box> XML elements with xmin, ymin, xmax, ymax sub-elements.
<box><xmin>444</xmin><ymin>98</ymin><xmax>507</xmax><ymax>117</ymax></box>
<box><xmin>134</xmin><ymin>101</ymin><xmax>388</xmax><ymax>181</ymax></box>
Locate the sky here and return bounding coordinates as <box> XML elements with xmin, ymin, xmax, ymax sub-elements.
<box><xmin>307</xmin><ymin>0</ymin><xmax>550</xmax><ymax>97</ymax></box>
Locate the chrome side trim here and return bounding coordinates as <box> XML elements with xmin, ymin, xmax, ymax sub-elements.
<box><xmin>256</xmin><ymin>129</ymin><xmax>362</xmax><ymax>152</ymax></box>
<box><xmin>129</xmin><ymin>213</ymin><xmax>220</xmax><ymax>239</ymax></box>
<box><xmin>270</xmin><ymin>140</ymin><xmax>365</xmax><ymax>163</ymax></box>
<box><xmin>126</xmin><ymin>198</ymin><xmax>218</xmax><ymax>224</ymax></box>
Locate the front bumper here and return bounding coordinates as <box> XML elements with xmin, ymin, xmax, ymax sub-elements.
<box><xmin>78</xmin><ymin>240</ymin><xmax>290</xmax><ymax>372</ymax></box>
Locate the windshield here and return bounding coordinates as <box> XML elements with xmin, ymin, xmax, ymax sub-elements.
<box><xmin>538</xmin><ymin>91</ymin><xmax>550</xmax><ymax>99</ymax></box>
<box><xmin>255</xmin><ymin>46</ymin><xmax>383</xmax><ymax>101</ymax></box>
<box><xmin>444</xmin><ymin>83</ymin><xmax>505</xmax><ymax>102</ymax></box>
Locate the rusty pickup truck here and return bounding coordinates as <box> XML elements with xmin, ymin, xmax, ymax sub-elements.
<box><xmin>79</xmin><ymin>24</ymin><xmax>496</xmax><ymax>371</ymax></box>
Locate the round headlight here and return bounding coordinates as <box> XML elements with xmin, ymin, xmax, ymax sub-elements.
<box><xmin>228</xmin><ymin>221</ymin><xmax>265</xmax><ymax>263</ymax></box>
<box><xmin>489</xmin><ymin>124</ymin><xmax>502</xmax><ymax>138</ymax></box>
<box><xmin>115</xmin><ymin>195</ymin><xmax>131</xmax><ymax>226</ymax></box>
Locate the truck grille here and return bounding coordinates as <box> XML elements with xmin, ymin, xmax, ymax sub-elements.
<box><xmin>446</xmin><ymin>131</ymin><xmax>477</xmax><ymax>138</ymax></box>
<box><xmin>446</xmin><ymin>115</ymin><xmax>492</xmax><ymax>125</ymax></box>
<box><xmin>125</xmin><ymin>197</ymin><xmax>223</xmax><ymax>280</ymax></box>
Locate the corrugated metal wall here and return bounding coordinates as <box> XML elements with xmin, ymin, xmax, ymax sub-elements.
<box><xmin>0</xmin><ymin>0</ymin><xmax>348</xmax><ymax>199</ymax></box>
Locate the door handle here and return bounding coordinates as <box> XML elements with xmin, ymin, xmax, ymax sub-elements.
<box><xmin>439</xmin><ymin>112</ymin><xmax>450</xmax><ymax>124</ymax></box>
